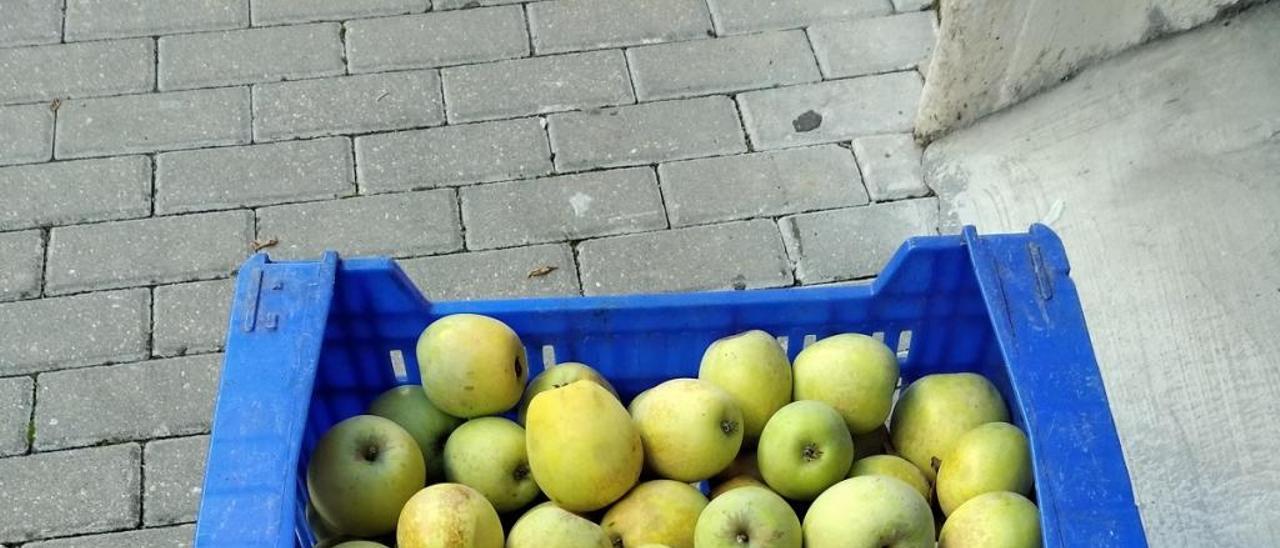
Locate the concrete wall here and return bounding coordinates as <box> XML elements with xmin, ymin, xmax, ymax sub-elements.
<box><xmin>915</xmin><ymin>0</ymin><xmax>1257</xmax><ymax>141</ymax></box>
<box><xmin>923</xmin><ymin>3</ymin><xmax>1280</xmax><ymax>543</ymax></box>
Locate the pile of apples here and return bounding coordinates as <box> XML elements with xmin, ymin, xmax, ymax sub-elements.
<box><xmin>306</xmin><ymin>314</ymin><xmax>1041</xmax><ymax>548</ymax></box>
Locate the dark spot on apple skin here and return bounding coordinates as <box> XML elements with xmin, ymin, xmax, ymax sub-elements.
<box><xmin>513</xmin><ymin>357</ymin><xmax>524</xmax><ymax>379</ymax></box>
<box><xmin>464</xmin><ymin>385</ymin><xmax>476</xmax><ymax>391</ymax></box>
<box><xmin>513</xmin><ymin>462</ymin><xmax>531</xmax><ymax>482</ymax></box>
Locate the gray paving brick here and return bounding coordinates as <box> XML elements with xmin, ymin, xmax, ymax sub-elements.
<box><xmin>355</xmin><ymin>117</ymin><xmax>552</xmax><ymax>192</ymax></box>
<box><xmin>548</xmin><ymin>96</ymin><xmax>747</xmax><ymax>172</ymax></box>
<box><xmin>144</xmin><ymin>435</ymin><xmax>209</xmax><ymax>526</ymax></box>
<box><xmin>528</xmin><ymin>0</ymin><xmax>712</xmax><ymax>54</ymax></box>
<box><xmin>158</xmin><ymin>23</ymin><xmax>343</xmax><ymax>91</ymax></box>
<box><xmin>155</xmin><ymin>138</ymin><xmax>354</xmax><ymax>214</ymax></box>
<box><xmin>852</xmin><ymin>133</ymin><xmax>929</xmax><ymax>201</ymax></box>
<box><xmin>0</xmin><ymin>0</ymin><xmax>63</xmax><ymax>47</ymax></box>
<box><xmin>253</xmin><ymin>70</ymin><xmax>444</xmax><ymax>141</ymax></box>
<box><xmin>257</xmin><ymin>190</ymin><xmax>461</xmax><ymax>259</ymax></box>
<box><xmin>893</xmin><ymin>0</ymin><xmax>932</xmax><ymax>12</ymax></box>
<box><xmin>578</xmin><ymin>219</ymin><xmax>792</xmax><ymax>295</ymax></box>
<box><xmin>737</xmin><ymin>72</ymin><xmax>922</xmax><ymax>150</ymax></box>
<box><xmin>0</xmin><ymin>104</ymin><xmax>53</xmax><ymax>167</ymax></box>
<box><xmin>0</xmin><ymin>376</ymin><xmax>33</xmax><ymax>457</ymax></box>
<box><xmin>35</xmin><ymin>354</ymin><xmax>222</xmax><ymax>451</ymax></box>
<box><xmin>461</xmin><ymin>167</ymin><xmax>666</xmax><ymax>249</ymax></box>
<box><xmin>0</xmin><ymin>39</ymin><xmax>154</xmax><ymax>104</ymax></box>
<box><xmin>153</xmin><ymin>279</ymin><xmax>235</xmax><ymax>357</ymax></box>
<box><xmin>65</xmin><ymin>0</ymin><xmax>248</xmax><ymax>41</ymax></box>
<box><xmin>399</xmin><ymin>244</ymin><xmax>580</xmax><ymax>300</ymax></box>
<box><xmin>46</xmin><ymin>210</ymin><xmax>253</xmax><ymax>294</ymax></box>
<box><xmin>628</xmin><ymin>30</ymin><xmax>820</xmax><ymax>101</ymax></box>
<box><xmin>0</xmin><ymin>289</ymin><xmax>150</xmax><ymax>377</ymax></box>
<box><xmin>659</xmin><ymin>145</ymin><xmax>868</xmax><ymax>227</ymax></box>
<box><xmin>809</xmin><ymin>12</ymin><xmax>935</xmax><ymax>79</ymax></box>
<box><xmin>252</xmin><ymin>0</ymin><xmax>425</xmax><ymax>25</ymax></box>
<box><xmin>779</xmin><ymin>198</ymin><xmax>937</xmax><ymax>283</ymax></box>
<box><xmin>442</xmin><ymin>50</ymin><xmax>634</xmax><ymax>123</ymax></box>
<box><xmin>0</xmin><ymin>230</ymin><xmax>43</xmax><ymax>303</ymax></box>
<box><xmin>56</xmin><ymin>88</ymin><xmax>251</xmax><ymax>159</ymax></box>
<box><xmin>707</xmin><ymin>0</ymin><xmax>892</xmax><ymax>34</ymax></box>
<box><xmin>0</xmin><ymin>444</ymin><xmax>141</xmax><ymax>544</ymax></box>
<box><xmin>0</xmin><ymin>156</ymin><xmax>152</xmax><ymax>231</ymax></box>
<box><xmin>435</xmin><ymin>0</ymin><xmax>522</xmax><ymax>8</ymax></box>
<box><xmin>24</xmin><ymin>524</ymin><xmax>195</xmax><ymax>548</ymax></box>
<box><xmin>345</xmin><ymin>7</ymin><xmax>528</xmax><ymax>73</ymax></box>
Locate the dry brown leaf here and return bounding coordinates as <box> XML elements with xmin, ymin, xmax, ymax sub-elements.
<box><xmin>250</xmin><ymin>238</ymin><xmax>279</xmax><ymax>252</ymax></box>
<box><xmin>527</xmin><ymin>265</ymin><xmax>558</xmax><ymax>278</ymax></box>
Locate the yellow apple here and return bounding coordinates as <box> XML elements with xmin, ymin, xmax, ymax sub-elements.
<box><xmin>417</xmin><ymin>314</ymin><xmax>528</xmax><ymax>418</ymax></box>
<box><xmin>793</xmin><ymin>333</ymin><xmax>899</xmax><ymax>434</ymax></box>
<box><xmin>525</xmin><ymin>380</ymin><xmax>643</xmax><ymax>512</ymax></box>
<box><xmin>507</xmin><ymin>502</ymin><xmax>611</xmax><ymax>548</ymax></box>
<box><xmin>630</xmin><ymin>378</ymin><xmax>744</xmax><ymax>482</ymax></box>
<box><xmin>694</xmin><ymin>486</ymin><xmax>801</xmax><ymax>548</ymax></box>
<box><xmin>397</xmin><ymin>483</ymin><xmax>502</xmax><ymax>548</ymax></box>
<box><xmin>889</xmin><ymin>373</ymin><xmax>1009</xmax><ymax>481</ymax></box>
<box><xmin>939</xmin><ymin>491</ymin><xmax>1041</xmax><ymax>548</ymax></box>
<box><xmin>517</xmin><ymin>362</ymin><xmax>618</xmax><ymax>425</ymax></box>
<box><xmin>698</xmin><ymin>330</ymin><xmax>792</xmax><ymax>442</ymax></box>
<box><xmin>804</xmin><ymin>476</ymin><xmax>934</xmax><ymax>548</ymax></box>
<box><xmin>602</xmin><ymin>480</ymin><xmax>708</xmax><ymax>548</ymax></box>
<box><xmin>936</xmin><ymin>422</ymin><xmax>1032</xmax><ymax>515</ymax></box>
<box><xmin>848</xmin><ymin>454</ymin><xmax>931</xmax><ymax>503</ymax></box>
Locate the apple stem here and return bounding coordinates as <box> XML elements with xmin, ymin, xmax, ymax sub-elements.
<box><xmin>721</xmin><ymin>419</ymin><xmax>739</xmax><ymax>436</ymax></box>
<box><xmin>803</xmin><ymin>443</ymin><xmax>823</xmax><ymax>462</ymax></box>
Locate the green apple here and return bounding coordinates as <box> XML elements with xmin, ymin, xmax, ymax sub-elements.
<box><xmin>793</xmin><ymin>333</ymin><xmax>899</xmax><ymax>434</ymax></box>
<box><xmin>698</xmin><ymin>330</ymin><xmax>793</xmax><ymax>442</ymax></box>
<box><xmin>603</xmin><ymin>480</ymin><xmax>708</xmax><ymax>548</ymax></box>
<box><xmin>804</xmin><ymin>476</ymin><xmax>934</xmax><ymax>548</ymax></box>
<box><xmin>517</xmin><ymin>362</ymin><xmax>618</xmax><ymax>425</ymax></box>
<box><xmin>442</xmin><ymin>416</ymin><xmax>539</xmax><ymax>512</ymax></box>
<box><xmin>936</xmin><ymin>422</ymin><xmax>1032</xmax><ymax>515</ymax></box>
<box><xmin>307</xmin><ymin>415</ymin><xmax>425</xmax><ymax>537</ymax></box>
<box><xmin>848</xmin><ymin>454</ymin><xmax>931</xmax><ymax>503</ymax></box>
<box><xmin>367</xmin><ymin>384</ymin><xmax>463</xmax><ymax>483</ymax></box>
<box><xmin>757</xmin><ymin>400</ymin><xmax>854</xmax><ymax>500</ymax></box>
<box><xmin>694</xmin><ymin>485</ymin><xmax>802</xmax><ymax>548</ymax></box>
<box><xmin>417</xmin><ymin>313</ymin><xmax>528</xmax><ymax>418</ymax></box>
<box><xmin>508</xmin><ymin>502</ymin><xmax>612</xmax><ymax>548</ymax></box>
<box><xmin>889</xmin><ymin>373</ymin><xmax>1009</xmax><ymax>481</ymax></box>
<box><xmin>397</xmin><ymin>483</ymin><xmax>502</xmax><ymax>548</ymax></box>
<box><xmin>939</xmin><ymin>491</ymin><xmax>1041</xmax><ymax>548</ymax></box>
<box><xmin>852</xmin><ymin>425</ymin><xmax>890</xmax><ymax>459</ymax></box>
<box><xmin>629</xmin><ymin>378</ymin><xmax>744</xmax><ymax>482</ymax></box>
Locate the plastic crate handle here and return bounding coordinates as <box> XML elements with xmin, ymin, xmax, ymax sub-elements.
<box><xmin>195</xmin><ymin>252</ymin><xmax>338</xmax><ymax>548</ymax></box>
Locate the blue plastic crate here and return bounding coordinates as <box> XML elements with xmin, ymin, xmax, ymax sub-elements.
<box><xmin>194</xmin><ymin>224</ymin><xmax>1146</xmax><ymax>547</ymax></box>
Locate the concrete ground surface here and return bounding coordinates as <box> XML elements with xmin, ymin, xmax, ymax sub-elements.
<box><xmin>0</xmin><ymin>0</ymin><xmax>938</xmax><ymax>546</ymax></box>
<box><xmin>926</xmin><ymin>2</ymin><xmax>1280</xmax><ymax>545</ymax></box>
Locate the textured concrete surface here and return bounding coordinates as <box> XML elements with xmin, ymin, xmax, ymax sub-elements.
<box><xmin>0</xmin><ymin>1</ymin><xmax>936</xmax><ymax>544</ymax></box>
<box><xmin>916</xmin><ymin>0</ymin><xmax>1261</xmax><ymax>140</ymax></box>
<box><xmin>925</xmin><ymin>4</ymin><xmax>1280</xmax><ymax>544</ymax></box>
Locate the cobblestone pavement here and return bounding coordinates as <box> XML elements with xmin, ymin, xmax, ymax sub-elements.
<box><xmin>0</xmin><ymin>0</ymin><xmax>937</xmax><ymax>545</ymax></box>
